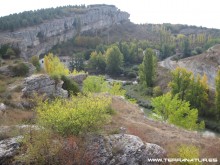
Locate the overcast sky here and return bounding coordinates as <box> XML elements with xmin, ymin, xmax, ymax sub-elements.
<box><xmin>0</xmin><ymin>0</ymin><xmax>219</xmax><ymax>29</ymax></box>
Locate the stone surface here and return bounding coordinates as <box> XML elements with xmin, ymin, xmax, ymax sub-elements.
<box><xmin>0</xmin><ymin>62</ymin><xmax>35</xmax><ymax>77</ymax></box>
<box><xmin>0</xmin><ymin>103</ymin><xmax>6</xmax><ymax>112</ymax></box>
<box><xmin>22</xmin><ymin>74</ymin><xmax>68</xmax><ymax>98</ymax></box>
<box><xmin>0</xmin><ymin>136</ymin><xmax>22</xmax><ymax>165</ymax></box>
<box><xmin>0</xmin><ymin>5</ymin><xmax>129</xmax><ymax>59</ymax></box>
<box><xmin>86</xmin><ymin>134</ymin><xmax>166</xmax><ymax>165</ymax></box>
<box><xmin>68</xmin><ymin>73</ymin><xmax>88</xmax><ymax>85</ymax></box>
<box><xmin>0</xmin><ymin>103</ymin><xmax>6</xmax><ymax>116</ymax></box>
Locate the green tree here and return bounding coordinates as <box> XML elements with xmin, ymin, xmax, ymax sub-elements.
<box><xmin>88</xmin><ymin>51</ymin><xmax>106</xmax><ymax>72</ymax></box>
<box><xmin>183</xmin><ymin>38</ymin><xmax>191</xmax><ymax>57</ymax></box>
<box><xmin>152</xmin><ymin>93</ymin><xmax>204</xmax><ymax>130</ymax></box>
<box><xmin>160</xmin><ymin>44</ymin><xmax>174</xmax><ymax>60</ymax></box>
<box><xmin>119</xmin><ymin>42</ymin><xmax>130</xmax><ymax>63</ymax></box>
<box><xmin>139</xmin><ymin>48</ymin><xmax>156</xmax><ymax>87</ymax></box>
<box><xmin>186</xmin><ymin>74</ymin><xmax>208</xmax><ymax>115</ymax></box>
<box><xmin>169</xmin><ymin>67</ymin><xmax>192</xmax><ymax>101</ymax></box>
<box><xmin>215</xmin><ymin>70</ymin><xmax>220</xmax><ymax>120</ymax></box>
<box><xmin>105</xmin><ymin>46</ymin><xmax>124</xmax><ymax>75</ymax></box>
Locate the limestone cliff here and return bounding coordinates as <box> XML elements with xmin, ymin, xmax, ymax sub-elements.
<box><xmin>0</xmin><ymin>5</ymin><xmax>129</xmax><ymax>59</ymax></box>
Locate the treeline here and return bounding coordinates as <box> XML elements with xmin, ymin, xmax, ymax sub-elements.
<box><xmin>0</xmin><ymin>5</ymin><xmax>85</xmax><ymax>31</ymax></box>
<box><xmin>154</xmin><ymin>25</ymin><xmax>220</xmax><ymax>59</ymax></box>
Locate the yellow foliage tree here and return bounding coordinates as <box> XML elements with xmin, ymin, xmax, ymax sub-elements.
<box><xmin>44</xmin><ymin>53</ymin><xmax>69</xmax><ymax>76</ymax></box>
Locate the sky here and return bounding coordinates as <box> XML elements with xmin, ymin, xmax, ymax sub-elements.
<box><xmin>0</xmin><ymin>0</ymin><xmax>220</xmax><ymax>29</ymax></box>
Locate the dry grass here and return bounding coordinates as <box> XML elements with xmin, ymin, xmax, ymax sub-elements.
<box><xmin>0</xmin><ymin>109</ymin><xmax>34</xmax><ymax>126</ymax></box>
<box><xmin>107</xmin><ymin>96</ymin><xmax>220</xmax><ymax>162</ymax></box>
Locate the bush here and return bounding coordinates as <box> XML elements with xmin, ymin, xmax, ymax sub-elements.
<box><xmin>37</xmin><ymin>94</ymin><xmax>112</xmax><ymax>135</ymax></box>
<box><xmin>16</xmin><ymin>129</ymin><xmax>61</xmax><ymax>164</ymax></box>
<box><xmin>30</xmin><ymin>55</ymin><xmax>41</xmax><ymax>71</ymax></box>
<box><xmin>127</xmin><ymin>71</ymin><xmax>137</xmax><ymax>78</ymax></box>
<box><xmin>109</xmin><ymin>82</ymin><xmax>126</xmax><ymax>96</ymax></box>
<box><xmin>153</xmin><ymin>86</ymin><xmax>162</xmax><ymax>97</ymax></box>
<box><xmin>10</xmin><ymin>62</ymin><xmax>29</xmax><ymax>76</ymax></box>
<box><xmin>195</xmin><ymin>47</ymin><xmax>203</xmax><ymax>54</ymax></box>
<box><xmin>176</xmin><ymin>145</ymin><xmax>201</xmax><ymax>165</ymax></box>
<box><xmin>83</xmin><ymin>76</ymin><xmax>108</xmax><ymax>93</ymax></box>
<box><xmin>61</xmin><ymin>75</ymin><xmax>80</xmax><ymax>96</ymax></box>
<box><xmin>83</xmin><ymin>76</ymin><xmax>125</xmax><ymax>96</ymax></box>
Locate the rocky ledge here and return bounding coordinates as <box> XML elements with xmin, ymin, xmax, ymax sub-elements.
<box><xmin>0</xmin><ymin>134</ymin><xmax>166</xmax><ymax>165</ymax></box>
<box><xmin>87</xmin><ymin>134</ymin><xmax>166</xmax><ymax>165</ymax></box>
<box><xmin>0</xmin><ymin>136</ymin><xmax>22</xmax><ymax>165</ymax></box>
<box><xmin>22</xmin><ymin>73</ymin><xmax>88</xmax><ymax>98</ymax></box>
<box><xmin>22</xmin><ymin>74</ymin><xmax>68</xmax><ymax>98</ymax></box>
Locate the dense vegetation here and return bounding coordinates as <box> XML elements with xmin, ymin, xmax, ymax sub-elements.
<box><xmin>0</xmin><ymin>5</ymin><xmax>86</xmax><ymax>31</ymax></box>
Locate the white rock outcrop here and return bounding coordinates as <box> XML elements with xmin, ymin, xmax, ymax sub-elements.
<box><xmin>22</xmin><ymin>74</ymin><xmax>68</xmax><ymax>98</ymax></box>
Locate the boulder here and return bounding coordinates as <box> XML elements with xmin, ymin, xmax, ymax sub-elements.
<box><xmin>86</xmin><ymin>134</ymin><xmax>166</xmax><ymax>165</ymax></box>
<box><xmin>22</xmin><ymin>74</ymin><xmax>68</xmax><ymax>98</ymax></box>
<box><xmin>0</xmin><ymin>103</ymin><xmax>6</xmax><ymax>111</ymax></box>
<box><xmin>0</xmin><ymin>103</ymin><xmax>6</xmax><ymax>116</ymax></box>
<box><xmin>0</xmin><ymin>136</ymin><xmax>22</xmax><ymax>165</ymax></box>
<box><xmin>68</xmin><ymin>73</ymin><xmax>88</xmax><ymax>85</ymax></box>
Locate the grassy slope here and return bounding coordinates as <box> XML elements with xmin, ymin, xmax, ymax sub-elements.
<box><xmin>108</xmin><ymin>96</ymin><xmax>220</xmax><ymax>160</ymax></box>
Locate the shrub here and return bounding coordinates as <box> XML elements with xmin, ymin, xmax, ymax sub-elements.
<box><xmin>10</xmin><ymin>62</ymin><xmax>29</xmax><ymax>77</ymax></box>
<box><xmin>30</xmin><ymin>55</ymin><xmax>41</xmax><ymax>71</ymax></box>
<box><xmin>37</xmin><ymin>94</ymin><xmax>112</xmax><ymax>135</ymax></box>
<box><xmin>16</xmin><ymin>129</ymin><xmax>61</xmax><ymax>164</ymax></box>
<box><xmin>127</xmin><ymin>71</ymin><xmax>137</xmax><ymax>78</ymax></box>
<box><xmin>83</xmin><ymin>76</ymin><xmax>125</xmax><ymax>96</ymax></box>
<box><xmin>177</xmin><ymin>145</ymin><xmax>201</xmax><ymax>165</ymax></box>
<box><xmin>109</xmin><ymin>82</ymin><xmax>126</xmax><ymax>96</ymax></box>
<box><xmin>61</xmin><ymin>75</ymin><xmax>79</xmax><ymax>96</ymax></box>
<box><xmin>153</xmin><ymin>86</ymin><xmax>162</xmax><ymax>97</ymax></box>
<box><xmin>83</xmin><ymin>76</ymin><xmax>108</xmax><ymax>94</ymax></box>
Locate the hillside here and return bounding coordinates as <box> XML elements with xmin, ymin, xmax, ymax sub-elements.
<box><xmin>0</xmin><ymin>72</ymin><xmax>220</xmax><ymax>163</ymax></box>
<box><xmin>0</xmin><ymin>5</ymin><xmax>129</xmax><ymax>59</ymax></box>
<box><xmin>160</xmin><ymin>44</ymin><xmax>220</xmax><ymax>89</ymax></box>
<box><xmin>0</xmin><ymin>5</ymin><xmax>220</xmax><ymax>164</ymax></box>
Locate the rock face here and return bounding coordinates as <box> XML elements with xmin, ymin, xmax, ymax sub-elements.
<box><xmin>68</xmin><ymin>73</ymin><xmax>88</xmax><ymax>84</ymax></box>
<box><xmin>0</xmin><ymin>5</ymin><xmax>129</xmax><ymax>59</ymax></box>
<box><xmin>177</xmin><ymin>44</ymin><xmax>220</xmax><ymax>89</ymax></box>
<box><xmin>86</xmin><ymin>134</ymin><xmax>166</xmax><ymax>165</ymax></box>
<box><xmin>22</xmin><ymin>74</ymin><xmax>68</xmax><ymax>98</ymax></box>
<box><xmin>0</xmin><ymin>62</ymin><xmax>35</xmax><ymax>77</ymax></box>
<box><xmin>0</xmin><ymin>136</ymin><xmax>22</xmax><ymax>165</ymax></box>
